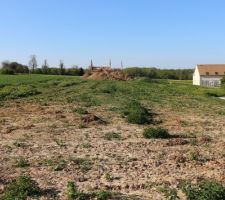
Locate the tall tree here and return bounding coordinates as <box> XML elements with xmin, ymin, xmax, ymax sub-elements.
<box><xmin>29</xmin><ymin>55</ymin><xmax>38</xmax><ymax>73</ymax></box>
<box><xmin>42</xmin><ymin>59</ymin><xmax>49</xmax><ymax>74</ymax></box>
<box><xmin>59</xmin><ymin>60</ymin><xmax>65</xmax><ymax>75</ymax></box>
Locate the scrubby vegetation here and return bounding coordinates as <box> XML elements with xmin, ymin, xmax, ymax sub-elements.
<box><xmin>67</xmin><ymin>181</ymin><xmax>113</xmax><ymax>200</ymax></box>
<box><xmin>143</xmin><ymin>128</ymin><xmax>170</xmax><ymax>139</ymax></box>
<box><xmin>0</xmin><ymin>176</ymin><xmax>40</xmax><ymax>200</ymax></box>
<box><xmin>181</xmin><ymin>180</ymin><xmax>225</xmax><ymax>200</ymax></box>
<box><xmin>1</xmin><ymin>74</ymin><xmax>225</xmax><ymax>199</ymax></box>
<box><xmin>123</xmin><ymin>101</ymin><xmax>153</xmax><ymax>124</ymax></box>
<box><xmin>103</xmin><ymin>132</ymin><xmax>122</xmax><ymax>141</ymax></box>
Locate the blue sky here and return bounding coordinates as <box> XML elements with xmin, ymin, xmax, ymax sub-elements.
<box><xmin>0</xmin><ymin>0</ymin><xmax>225</xmax><ymax>68</ymax></box>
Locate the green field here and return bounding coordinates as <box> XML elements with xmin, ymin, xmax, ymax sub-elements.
<box><xmin>1</xmin><ymin>74</ymin><xmax>225</xmax><ymax>115</ymax></box>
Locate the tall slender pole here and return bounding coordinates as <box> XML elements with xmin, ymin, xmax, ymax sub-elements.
<box><xmin>90</xmin><ymin>59</ymin><xmax>93</xmax><ymax>70</ymax></box>
<box><xmin>109</xmin><ymin>59</ymin><xmax>112</xmax><ymax>68</ymax></box>
<box><xmin>121</xmin><ymin>60</ymin><xmax>123</xmax><ymax>69</ymax></box>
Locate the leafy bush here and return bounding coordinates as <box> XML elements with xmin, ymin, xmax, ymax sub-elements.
<box><xmin>123</xmin><ymin>101</ymin><xmax>152</xmax><ymax>124</ymax></box>
<box><xmin>181</xmin><ymin>180</ymin><xmax>225</xmax><ymax>200</ymax></box>
<box><xmin>143</xmin><ymin>127</ymin><xmax>170</xmax><ymax>139</ymax></box>
<box><xmin>0</xmin><ymin>176</ymin><xmax>40</xmax><ymax>200</ymax></box>
<box><xmin>103</xmin><ymin>132</ymin><xmax>121</xmax><ymax>141</ymax></box>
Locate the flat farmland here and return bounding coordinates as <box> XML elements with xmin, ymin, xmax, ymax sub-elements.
<box><xmin>0</xmin><ymin>74</ymin><xmax>225</xmax><ymax>199</ymax></box>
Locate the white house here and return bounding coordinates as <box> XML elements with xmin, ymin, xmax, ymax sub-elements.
<box><xmin>193</xmin><ymin>64</ymin><xmax>225</xmax><ymax>87</ymax></box>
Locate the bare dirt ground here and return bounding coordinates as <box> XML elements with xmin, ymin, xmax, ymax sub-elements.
<box><xmin>0</xmin><ymin>101</ymin><xmax>225</xmax><ymax>199</ymax></box>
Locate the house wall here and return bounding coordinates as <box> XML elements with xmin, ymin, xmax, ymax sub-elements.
<box><xmin>193</xmin><ymin>66</ymin><xmax>200</xmax><ymax>85</ymax></box>
<box><xmin>200</xmin><ymin>76</ymin><xmax>223</xmax><ymax>87</ymax></box>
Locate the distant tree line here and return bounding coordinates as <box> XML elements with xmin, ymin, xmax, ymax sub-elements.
<box><xmin>0</xmin><ymin>56</ymin><xmax>85</xmax><ymax>76</ymax></box>
<box><xmin>0</xmin><ymin>61</ymin><xmax>29</xmax><ymax>74</ymax></box>
<box><xmin>124</xmin><ymin>67</ymin><xmax>193</xmax><ymax>80</ymax></box>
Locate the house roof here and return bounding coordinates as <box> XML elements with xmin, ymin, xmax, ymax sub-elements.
<box><xmin>197</xmin><ymin>64</ymin><xmax>225</xmax><ymax>76</ymax></box>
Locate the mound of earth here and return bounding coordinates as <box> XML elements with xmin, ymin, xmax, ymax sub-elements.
<box><xmin>83</xmin><ymin>68</ymin><xmax>130</xmax><ymax>81</ymax></box>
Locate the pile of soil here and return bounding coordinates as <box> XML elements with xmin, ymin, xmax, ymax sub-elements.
<box><xmin>83</xmin><ymin>68</ymin><xmax>130</xmax><ymax>81</ymax></box>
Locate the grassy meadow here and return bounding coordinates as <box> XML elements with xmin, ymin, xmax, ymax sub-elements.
<box><xmin>1</xmin><ymin>74</ymin><xmax>225</xmax><ymax>114</ymax></box>
<box><xmin>1</xmin><ymin>74</ymin><xmax>225</xmax><ymax>199</ymax></box>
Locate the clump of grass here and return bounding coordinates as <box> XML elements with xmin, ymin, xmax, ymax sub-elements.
<box><xmin>46</xmin><ymin>157</ymin><xmax>66</xmax><ymax>171</ymax></box>
<box><xmin>54</xmin><ymin>138</ymin><xmax>66</xmax><ymax>147</ymax></box>
<box><xmin>159</xmin><ymin>186</ymin><xmax>178</xmax><ymax>200</ymax></box>
<box><xmin>15</xmin><ymin>157</ymin><xmax>30</xmax><ymax>168</ymax></box>
<box><xmin>96</xmin><ymin>191</ymin><xmax>113</xmax><ymax>200</ymax></box>
<box><xmin>105</xmin><ymin>173</ymin><xmax>114</xmax><ymax>182</ymax></box>
<box><xmin>59</xmin><ymin>81</ymin><xmax>77</xmax><ymax>87</ymax></box>
<box><xmin>67</xmin><ymin>181</ymin><xmax>84</xmax><ymax>199</ymax></box>
<box><xmin>123</xmin><ymin>101</ymin><xmax>153</xmax><ymax>124</ymax></box>
<box><xmin>72</xmin><ymin>158</ymin><xmax>92</xmax><ymax>172</ymax></box>
<box><xmin>80</xmin><ymin>93</ymin><xmax>100</xmax><ymax>107</ymax></box>
<box><xmin>181</xmin><ymin>180</ymin><xmax>225</xmax><ymax>200</ymax></box>
<box><xmin>0</xmin><ymin>176</ymin><xmax>40</xmax><ymax>200</ymax></box>
<box><xmin>103</xmin><ymin>132</ymin><xmax>121</xmax><ymax>141</ymax></box>
<box><xmin>72</xmin><ymin>107</ymin><xmax>88</xmax><ymax>115</ymax></box>
<box><xmin>143</xmin><ymin>128</ymin><xmax>171</xmax><ymax>139</ymax></box>
<box><xmin>67</xmin><ymin>181</ymin><xmax>113</xmax><ymax>200</ymax></box>
<box><xmin>189</xmin><ymin>150</ymin><xmax>200</xmax><ymax>161</ymax></box>
<box><xmin>99</xmin><ymin>84</ymin><xmax>117</xmax><ymax>94</ymax></box>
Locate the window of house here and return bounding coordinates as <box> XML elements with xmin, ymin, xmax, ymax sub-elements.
<box><xmin>206</xmin><ymin>72</ymin><xmax>209</xmax><ymax>75</ymax></box>
<box><xmin>215</xmin><ymin>72</ymin><xmax>218</xmax><ymax>75</ymax></box>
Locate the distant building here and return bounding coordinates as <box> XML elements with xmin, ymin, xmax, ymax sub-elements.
<box><xmin>193</xmin><ymin>64</ymin><xmax>225</xmax><ymax>87</ymax></box>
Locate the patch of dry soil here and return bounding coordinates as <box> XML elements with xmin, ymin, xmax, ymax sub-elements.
<box><xmin>0</xmin><ymin>101</ymin><xmax>225</xmax><ymax>199</ymax></box>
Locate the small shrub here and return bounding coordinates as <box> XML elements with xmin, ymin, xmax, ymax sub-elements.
<box><xmin>189</xmin><ymin>150</ymin><xmax>200</xmax><ymax>161</ymax></box>
<box><xmin>0</xmin><ymin>176</ymin><xmax>40</xmax><ymax>200</ymax></box>
<box><xmin>96</xmin><ymin>191</ymin><xmax>113</xmax><ymax>200</ymax></box>
<box><xmin>103</xmin><ymin>132</ymin><xmax>121</xmax><ymax>141</ymax></box>
<box><xmin>143</xmin><ymin>128</ymin><xmax>170</xmax><ymax>139</ymax></box>
<box><xmin>53</xmin><ymin>159</ymin><xmax>66</xmax><ymax>171</ymax></box>
<box><xmin>46</xmin><ymin>157</ymin><xmax>66</xmax><ymax>171</ymax></box>
<box><xmin>73</xmin><ymin>107</ymin><xmax>88</xmax><ymax>115</ymax></box>
<box><xmin>72</xmin><ymin>158</ymin><xmax>92</xmax><ymax>172</ymax></box>
<box><xmin>123</xmin><ymin>101</ymin><xmax>152</xmax><ymax>124</ymax></box>
<box><xmin>66</xmin><ymin>181</ymin><xmax>91</xmax><ymax>199</ymax></box>
<box><xmin>67</xmin><ymin>181</ymin><xmax>79</xmax><ymax>199</ymax></box>
<box><xmin>15</xmin><ymin>157</ymin><xmax>30</xmax><ymax>168</ymax></box>
<box><xmin>181</xmin><ymin>180</ymin><xmax>225</xmax><ymax>200</ymax></box>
